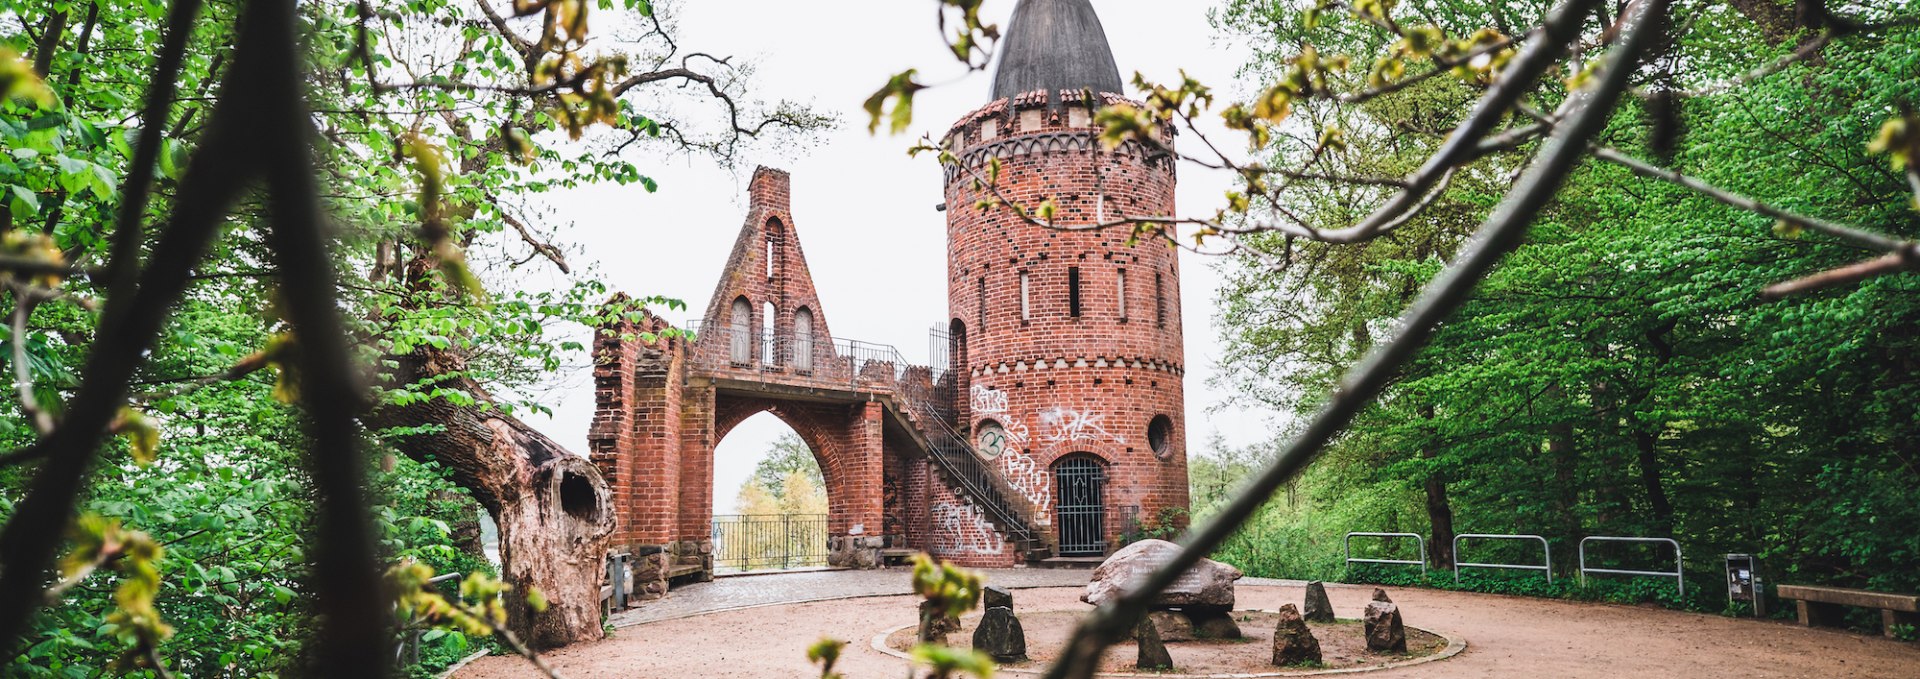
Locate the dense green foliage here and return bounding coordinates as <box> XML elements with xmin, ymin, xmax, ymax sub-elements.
<box><xmin>1201</xmin><ymin>0</ymin><xmax>1920</xmax><ymax>624</ymax></box>
<box><xmin>0</xmin><ymin>0</ymin><xmax>816</xmax><ymax>673</ymax></box>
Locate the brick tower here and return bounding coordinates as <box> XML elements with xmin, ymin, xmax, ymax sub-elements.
<box><xmin>941</xmin><ymin>0</ymin><xmax>1188</xmax><ymax>557</ymax></box>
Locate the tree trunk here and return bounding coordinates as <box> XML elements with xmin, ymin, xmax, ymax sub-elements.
<box><xmin>366</xmin><ymin>346</ymin><xmax>614</xmax><ymax>650</ymax></box>
<box><xmin>1419</xmin><ymin>408</ymin><xmax>1455</xmax><ymax>570</ymax></box>
<box><xmin>1631</xmin><ymin>427</ymin><xmax>1675</xmax><ymax>535</ymax></box>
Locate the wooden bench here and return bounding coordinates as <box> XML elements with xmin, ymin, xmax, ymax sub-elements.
<box><xmin>1777</xmin><ymin>584</ymin><xmax>1919</xmax><ymax>638</ymax></box>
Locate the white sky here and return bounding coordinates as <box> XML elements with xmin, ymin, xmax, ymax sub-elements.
<box><xmin>522</xmin><ymin>0</ymin><xmax>1280</xmax><ymax>514</ymax></box>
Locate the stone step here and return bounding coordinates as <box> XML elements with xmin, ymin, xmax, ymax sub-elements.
<box><xmin>1032</xmin><ymin>556</ymin><xmax>1105</xmax><ymax>569</ymax></box>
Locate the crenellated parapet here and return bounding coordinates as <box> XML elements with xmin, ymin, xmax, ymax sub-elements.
<box><xmin>940</xmin><ymin>90</ymin><xmax>1177</xmax><ymax>185</ymax></box>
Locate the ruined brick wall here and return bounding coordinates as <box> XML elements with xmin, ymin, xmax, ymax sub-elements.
<box><xmin>942</xmin><ymin>90</ymin><xmax>1191</xmax><ymax>549</ymax></box>
<box><xmin>696</xmin><ymin>167</ymin><xmax>837</xmax><ymax>353</ymax></box>
<box><xmin>588</xmin><ymin>302</ymin><xmax>684</xmax><ymax>550</ymax></box>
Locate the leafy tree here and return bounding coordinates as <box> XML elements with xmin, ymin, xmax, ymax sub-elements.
<box><xmin>736</xmin><ymin>432</ymin><xmax>827</xmax><ymax>514</ymax></box>
<box><xmin>0</xmin><ymin>0</ymin><xmax>826</xmax><ymax>673</ymax></box>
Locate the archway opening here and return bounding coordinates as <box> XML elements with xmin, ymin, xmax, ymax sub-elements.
<box><xmin>711</xmin><ymin>412</ymin><xmax>829</xmax><ymax>572</ymax></box>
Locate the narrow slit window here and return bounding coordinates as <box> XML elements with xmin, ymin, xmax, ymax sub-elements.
<box><xmin>977</xmin><ymin>276</ymin><xmax>988</xmax><ymax>331</ymax></box>
<box><xmin>1117</xmin><ymin>269</ymin><xmax>1128</xmax><ymax>320</ymax></box>
<box><xmin>766</xmin><ymin>240</ymin><xmax>775</xmax><ymax>278</ymax></box>
<box><xmin>1155</xmin><ymin>272</ymin><xmax>1166</xmax><ymax>328</ymax></box>
<box><xmin>1020</xmin><ymin>272</ymin><xmax>1031</xmax><ymax>322</ymax></box>
<box><xmin>1068</xmin><ymin>267</ymin><xmax>1082</xmax><ymax>318</ymax></box>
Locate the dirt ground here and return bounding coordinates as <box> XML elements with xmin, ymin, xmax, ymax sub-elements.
<box><xmin>883</xmin><ymin>610</ymin><xmax>1450</xmax><ymax>674</ymax></box>
<box><xmin>458</xmin><ymin>584</ymin><xmax>1920</xmax><ymax>678</ymax></box>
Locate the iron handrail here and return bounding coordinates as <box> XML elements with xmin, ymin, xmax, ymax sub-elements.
<box><xmin>1578</xmin><ymin>536</ymin><xmax>1685</xmax><ymax>596</ymax></box>
<box><xmin>1453</xmin><ymin>533</ymin><xmax>1552</xmax><ymax>583</ymax></box>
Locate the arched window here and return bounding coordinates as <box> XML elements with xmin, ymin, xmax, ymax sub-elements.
<box><xmin>729</xmin><ymin>297</ymin><xmax>752</xmax><ymax>364</ymax></box>
<box><xmin>762</xmin><ymin>302</ymin><xmax>778</xmax><ymax>365</ymax></box>
<box><xmin>793</xmin><ymin>307</ymin><xmax>814</xmax><ymax>372</ymax></box>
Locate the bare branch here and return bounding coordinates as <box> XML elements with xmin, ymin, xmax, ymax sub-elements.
<box><xmin>1762</xmin><ymin>251</ymin><xmax>1920</xmax><ymax>299</ymax></box>
<box><xmin>1591</xmin><ymin>146</ymin><xmax>1914</xmax><ymax>253</ymax></box>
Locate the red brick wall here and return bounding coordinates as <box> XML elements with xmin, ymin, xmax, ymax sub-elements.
<box><xmin>942</xmin><ymin>90</ymin><xmax>1192</xmax><ymax>549</ymax></box>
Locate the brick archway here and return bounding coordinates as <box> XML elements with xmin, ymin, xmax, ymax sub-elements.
<box><xmin>711</xmin><ymin>396</ymin><xmax>884</xmax><ymax>537</ymax></box>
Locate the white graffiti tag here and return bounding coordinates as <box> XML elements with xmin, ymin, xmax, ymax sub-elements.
<box><xmin>998</xmin><ymin>446</ymin><xmax>1052</xmax><ymax>520</ymax></box>
<box><xmin>1038</xmin><ymin>407</ymin><xmax>1123</xmax><ymax>445</ymax></box>
<box><xmin>931</xmin><ymin>501</ymin><xmax>1002</xmax><ymax>556</ymax></box>
<box><xmin>970</xmin><ymin>385</ymin><xmax>1009</xmax><ymax>415</ymax></box>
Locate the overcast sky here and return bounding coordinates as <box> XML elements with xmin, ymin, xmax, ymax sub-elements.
<box><xmin>521</xmin><ymin>0</ymin><xmax>1279</xmax><ymax>514</ymax></box>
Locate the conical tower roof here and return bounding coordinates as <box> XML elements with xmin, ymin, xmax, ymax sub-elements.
<box><xmin>989</xmin><ymin>0</ymin><xmax>1123</xmax><ymax>101</ymax></box>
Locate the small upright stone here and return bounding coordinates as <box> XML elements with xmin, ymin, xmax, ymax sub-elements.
<box><xmin>984</xmin><ymin>584</ymin><xmax>1015</xmax><ymax>610</ymax></box>
<box><xmin>1270</xmin><ymin>604</ymin><xmax>1322</xmax><ymax>666</ymax></box>
<box><xmin>1363</xmin><ymin>601</ymin><xmax>1407</xmax><ymax>653</ymax></box>
<box><xmin>1371</xmin><ymin>587</ymin><xmax>1393</xmax><ymax>603</ymax></box>
<box><xmin>1303</xmin><ymin>581</ymin><xmax>1335</xmax><ymax>623</ymax></box>
<box><xmin>972</xmin><ymin>606</ymin><xmax>1027</xmax><ymax>662</ymax></box>
<box><xmin>1135</xmin><ymin>616</ymin><xmax>1174</xmax><ymax>670</ymax></box>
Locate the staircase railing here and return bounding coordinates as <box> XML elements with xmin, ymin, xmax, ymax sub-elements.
<box><xmin>682</xmin><ymin>319</ymin><xmax>1043</xmax><ymax>550</ymax></box>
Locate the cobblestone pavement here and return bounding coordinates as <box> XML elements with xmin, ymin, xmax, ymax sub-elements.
<box><xmin>609</xmin><ymin>568</ymin><xmax>1303</xmax><ymax>627</ymax></box>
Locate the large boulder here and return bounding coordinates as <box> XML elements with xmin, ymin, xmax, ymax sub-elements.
<box><xmin>1271</xmin><ymin>604</ymin><xmax>1322</xmax><ymax>666</ymax></box>
<box><xmin>1190</xmin><ymin>610</ymin><xmax>1244</xmax><ymax>639</ymax></box>
<box><xmin>972</xmin><ymin>606</ymin><xmax>1027</xmax><ymax>662</ymax></box>
<box><xmin>1135</xmin><ymin>616</ymin><xmax>1174</xmax><ymax>670</ymax></box>
<box><xmin>1082</xmin><ymin>539</ymin><xmax>1243</xmax><ymax>609</ymax></box>
<box><xmin>1363</xmin><ymin>601</ymin><xmax>1407</xmax><ymax>653</ymax></box>
<box><xmin>1303</xmin><ymin>581</ymin><xmax>1335</xmax><ymax>623</ymax></box>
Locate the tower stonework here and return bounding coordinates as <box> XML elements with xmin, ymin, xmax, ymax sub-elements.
<box><xmin>941</xmin><ymin>0</ymin><xmax>1189</xmax><ymax>556</ymax></box>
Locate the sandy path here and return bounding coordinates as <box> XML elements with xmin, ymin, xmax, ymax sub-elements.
<box><xmin>459</xmin><ymin>584</ymin><xmax>1920</xmax><ymax>678</ymax></box>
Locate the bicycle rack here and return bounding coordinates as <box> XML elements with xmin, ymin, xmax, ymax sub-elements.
<box><xmin>1344</xmin><ymin>532</ymin><xmax>1427</xmax><ymax>577</ymax></box>
<box><xmin>1578</xmin><ymin>536</ymin><xmax>1684</xmax><ymax>596</ymax></box>
<box><xmin>1453</xmin><ymin>533</ymin><xmax>1552</xmax><ymax>583</ymax></box>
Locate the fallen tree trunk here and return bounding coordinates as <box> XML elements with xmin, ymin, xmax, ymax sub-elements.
<box><xmin>367</xmin><ymin>345</ymin><xmax>614</xmax><ymax>650</ymax></box>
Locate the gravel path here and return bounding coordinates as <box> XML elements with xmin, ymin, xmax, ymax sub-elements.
<box><xmin>460</xmin><ymin>571</ymin><xmax>1920</xmax><ymax>678</ymax></box>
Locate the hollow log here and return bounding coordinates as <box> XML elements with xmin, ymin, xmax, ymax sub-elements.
<box><xmin>368</xmin><ymin>346</ymin><xmax>614</xmax><ymax>649</ymax></box>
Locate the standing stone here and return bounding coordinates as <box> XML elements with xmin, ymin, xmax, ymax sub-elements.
<box><xmin>1083</xmin><ymin>539</ymin><xmax>1243</xmax><ymax>609</ymax></box>
<box><xmin>1303</xmin><ymin>581</ymin><xmax>1335</xmax><ymax>623</ymax></box>
<box><xmin>1371</xmin><ymin>588</ymin><xmax>1393</xmax><ymax>603</ymax></box>
<box><xmin>972</xmin><ymin>607</ymin><xmax>1027</xmax><ymax>662</ymax></box>
<box><xmin>984</xmin><ymin>584</ymin><xmax>1015</xmax><ymax>610</ymax></box>
<box><xmin>1363</xmin><ymin>601</ymin><xmax>1407</xmax><ymax>653</ymax></box>
<box><xmin>1135</xmin><ymin>617</ymin><xmax>1174</xmax><ymax>670</ymax></box>
<box><xmin>1270</xmin><ymin>604</ymin><xmax>1322</xmax><ymax>666</ymax></box>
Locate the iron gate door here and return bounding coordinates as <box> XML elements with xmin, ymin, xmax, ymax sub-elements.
<box><xmin>1055</xmin><ymin>456</ymin><xmax>1107</xmax><ymax>557</ymax></box>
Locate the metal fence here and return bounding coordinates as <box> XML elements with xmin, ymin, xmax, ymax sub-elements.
<box><xmin>711</xmin><ymin>514</ymin><xmax>830</xmax><ymax>572</ymax></box>
<box><xmin>1453</xmin><ymin>533</ymin><xmax>1552</xmax><ymax>583</ymax></box>
<box><xmin>1344</xmin><ymin>532</ymin><xmax>1429</xmax><ymax>576</ymax></box>
<box><xmin>1579</xmin><ymin>535</ymin><xmax>1685</xmax><ymax>596</ymax></box>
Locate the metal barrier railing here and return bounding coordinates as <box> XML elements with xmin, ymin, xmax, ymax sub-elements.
<box><xmin>711</xmin><ymin>514</ymin><xmax>830</xmax><ymax>572</ymax></box>
<box><xmin>1344</xmin><ymin>532</ymin><xmax>1427</xmax><ymax>577</ymax></box>
<box><xmin>1453</xmin><ymin>533</ymin><xmax>1552</xmax><ymax>583</ymax></box>
<box><xmin>1579</xmin><ymin>536</ymin><xmax>1685</xmax><ymax>596</ymax></box>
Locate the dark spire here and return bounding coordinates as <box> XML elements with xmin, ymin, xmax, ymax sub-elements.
<box><xmin>989</xmin><ymin>0</ymin><xmax>1124</xmax><ymax>102</ymax></box>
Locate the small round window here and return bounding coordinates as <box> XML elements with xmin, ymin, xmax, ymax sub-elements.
<box><xmin>976</xmin><ymin>420</ymin><xmax>1009</xmax><ymax>460</ymax></box>
<box><xmin>1147</xmin><ymin>415</ymin><xmax>1174</xmax><ymax>460</ymax></box>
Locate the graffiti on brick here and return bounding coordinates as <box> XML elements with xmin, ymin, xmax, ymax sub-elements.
<box><xmin>970</xmin><ymin>385</ymin><xmax>1009</xmax><ymax>415</ymax></box>
<box><xmin>1038</xmin><ymin>407</ymin><xmax>1122</xmax><ymax>445</ymax></box>
<box><xmin>931</xmin><ymin>501</ymin><xmax>1003</xmax><ymax>555</ymax></box>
